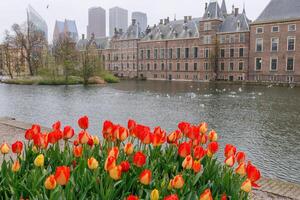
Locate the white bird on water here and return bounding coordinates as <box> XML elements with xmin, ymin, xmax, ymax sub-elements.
<box><xmin>238</xmin><ymin>87</ymin><xmax>242</xmax><ymax>92</ymax></box>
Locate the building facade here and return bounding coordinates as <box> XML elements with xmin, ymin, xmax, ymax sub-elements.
<box><xmin>87</xmin><ymin>7</ymin><xmax>106</xmax><ymax>39</ymax></box>
<box><xmin>53</xmin><ymin>19</ymin><xmax>79</xmax><ymax>44</ymax></box>
<box><xmin>27</xmin><ymin>5</ymin><xmax>48</xmax><ymax>41</ymax></box>
<box><xmin>132</xmin><ymin>12</ymin><xmax>148</xmax><ymax>33</ymax></box>
<box><xmin>249</xmin><ymin>0</ymin><xmax>300</xmax><ymax>83</ymax></box>
<box><xmin>109</xmin><ymin>7</ymin><xmax>128</xmax><ymax>37</ymax></box>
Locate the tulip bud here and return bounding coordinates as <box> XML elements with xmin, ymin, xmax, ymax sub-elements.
<box><xmin>12</xmin><ymin>141</ymin><xmax>23</xmax><ymax>154</ymax></box>
<box><xmin>224</xmin><ymin>144</ymin><xmax>236</xmax><ymax>158</ymax></box>
<box><xmin>182</xmin><ymin>155</ymin><xmax>193</xmax><ymax>169</ymax></box>
<box><xmin>44</xmin><ymin>175</ymin><xmax>57</xmax><ymax>190</ymax></box>
<box><xmin>139</xmin><ymin>169</ymin><xmax>151</xmax><ymax>185</ymax></box>
<box><xmin>208</xmin><ymin>130</ymin><xmax>218</xmax><ymax>142</ymax></box>
<box><xmin>150</xmin><ymin>189</ymin><xmax>159</xmax><ymax>200</ymax></box>
<box><xmin>109</xmin><ymin>165</ymin><xmax>122</xmax><ymax>180</ymax></box>
<box><xmin>124</xmin><ymin>142</ymin><xmax>134</xmax><ymax>155</ymax></box>
<box><xmin>88</xmin><ymin>157</ymin><xmax>99</xmax><ymax>170</ymax></box>
<box><xmin>12</xmin><ymin>160</ymin><xmax>21</xmax><ymax>172</ymax></box>
<box><xmin>199</xmin><ymin>189</ymin><xmax>213</xmax><ymax>200</ymax></box>
<box><xmin>236</xmin><ymin>152</ymin><xmax>246</xmax><ymax>164</ymax></box>
<box><xmin>104</xmin><ymin>156</ymin><xmax>116</xmax><ymax>171</ymax></box>
<box><xmin>241</xmin><ymin>179</ymin><xmax>252</xmax><ymax>193</ymax></box>
<box><xmin>32</xmin><ymin>145</ymin><xmax>38</xmax><ymax>153</ymax></box>
<box><xmin>73</xmin><ymin>146</ymin><xmax>83</xmax><ymax>158</ymax></box>
<box><xmin>171</xmin><ymin>175</ymin><xmax>184</xmax><ymax>189</ymax></box>
<box><xmin>78</xmin><ymin>116</ymin><xmax>89</xmax><ymax>130</ymax></box>
<box><xmin>117</xmin><ymin>126</ymin><xmax>129</xmax><ymax>141</ymax></box>
<box><xmin>93</xmin><ymin>136</ymin><xmax>100</xmax><ymax>145</ymax></box>
<box><xmin>225</xmin><ymin>155</ymin><xmax>235</xmax><ymax>167</ymax></box>
<box><xmin>34</xmin><ymin>154</ymin><xmax>44</xmax><ymax>167</ymax></box>
<box><xmin>235</xmin><ymin>162</ymin><xmax>246</xmax><ymax>176</ymax></box>
<box><xmin>63</xmin><ymin>126</ymin><xmax>75</xmax><ymax>140</ymax></box>
<box><xmin>0</xmin><ymin>142</ymin><xmax>10</xmax><ymax>155</ymax></box>
<box><xmin>78</xmin><ymin>130</ymin><xmax>90</xmax><ymax>144</ymax></box>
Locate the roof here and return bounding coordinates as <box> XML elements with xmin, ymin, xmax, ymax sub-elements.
<box><xmin>221</xmin><ymin>0</ymin><xmax>227</xmax><ymax>15</ymax></box>
<box><xmin>64</xmin><ymin>20</ymin><xmax>78</xmax><ymax>34</ymax></box>
<box><xmin>141</xmin><ymin>18</ymin><xmax>201</xmax><ymax>41</ymax></box>
<box><xmin>255</xmin><ymin>0</ymin><xmax>300</xmax><ymax>23</ymax></box>
<box><xmin>120</xmin><ymin>21</ymin><xmax>143</xmax><ymax>40</ymax></box>
<box><xmin>202</xmin><ymin>0</ymin><xmax>224</xmax><ymax>20</ymax></box>
<box><xmin>219</xmin><ymin>12</ymin><xmax>251</xmax><ymax>32</ymax></box>
<box><xmin>55</xmin><ymin>21</ymin><xmax>64</xmax><ymax>33</ymax></box>
<box><xmin>76</xmin><ymin>37</ymin><xmax>110</xmax><ymax>50</ymax></box>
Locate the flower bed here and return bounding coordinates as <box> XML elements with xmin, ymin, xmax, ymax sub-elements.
<box><xmin>0</xmin><ymin>116</ymin><xmax>260</xmax><ymax>199</ymax></box>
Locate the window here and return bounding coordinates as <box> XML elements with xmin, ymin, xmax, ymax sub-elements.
<box><xmin>169</xmin><ymin>63</ymin><xmax>172</xmax><ymax>71</ymax></box>
<box><xmin>272</xmin><ymin>26</ymin><xmax>279</xmax><ymax>32</ymax></box>
<box><xmin>230</xmin><ymin>48</ymin><xmax>234</xmax><ymax>58</ymax></box>
<box><xmin>193</xmin><ymin>47</ymin><xmax>198</xmax><ymax>58</ymax></box>
<box><xmin>271</xmin><ymin>38</ymin><xmax>279</xmax><ymax>52</ymax></box>
<box><xmin>203</xmin><ymin>35</ymin><xmax>212</xmax><ymax>44</ymax></box>
<box><xmin>176</xmin><ymin>48</ymin><xmax>181</xmax><ymax>59</ymax></box>
<box><xmin>154</xmin><ymin>49</ymin><xmax>158</xmax><ymax>59</ymax></box>
<box><xmin>204</xmin><ymin>22</ymin><xmax>211</xmax><ymax>31</ymax></box>
<box><xmin>160</xmin><ymin>49</ymin><xmax>165</xmax><ymax>59</ymax></box>
<box><xmin>146</xmin><ymin>50</ymin><xmax>150</xmax><ymax>59</ymax></box>
<box><xmin>185</xmin><ymin>63</ymin><xmax>188</xmax><ymax>71</ymax></box>
<box><xmin>220</xmin><ymin>62</ymin><xmax>225</xmax><ymax>71</ymax></box>
<box><xmin>161</xmin><ymin>63</ymin><xmax>165</xmax><ymax>71</ymax></box>
<box><xmin>147</xmin><ymin>63</ymin><xmax>150</xmax><ymax>71</ymax></box>
<box><xmin>229</xmin><ymin>35</ymin><xmax>235</xmax><ymax>43</ymax></box>
<box><xmin>154</xmin><ymin>63</ymin><xmax>157</xmax><ymax>70</ymax></box>
<box><xmin>288</xmin><ymin>24</ymin><xmax>296</xmax><ymax>32</ymax></box>
<box><xmin>220</xmin><ymin>49</ymin><xmax>225</xmax><ymax>58</ymax></box>
<box><xmin>168</xmin><ymin>49</ymin><xmax>173</xmax><ymax>59</ymax></box>
<box><xmin>287</xmin><ymin>36</ymin><xmax>295</xmax><ymax>51</ymax></box>
<box><xmin>140</xmin><ymin>64</ymin><xmax>144</xmax><ymax>70</ymax></box>
<box><xmin>270</xmin><ymin>58</ymin><xmax>278</xmax><ymax>71</ymax></box>
<box><xmin>287</xmin><ymin>57</ymin><xmax>294</xmax><ymax>71</ymax></box>
<box><xmin>133</xmin><ymin>63</ymin><xmax>135</xmax><ymax>69</ymax></box>
<box><xmin>229</xmin><ymin>63</ymin><xmax>234</xmax><ymax>71</ymax></box>
<box><xmin>256</xmin><ymin>38</ymin><xmax>263</xmax><ymax>52</ymax></box>
<box><xmin>184</xmin><ymin>48</ymin><xmax>189</xmax><ymax>58</ymax></box>
<box><xmin>204</xmin><ymin>48</ymin><xmax>210</xmax><ymax>58</ymax></box>
<box><xmin>140</xmin><ymin>50</ymin><xmax>144</xmax><ymax>59</ymax></box>
<box><xmin>239</xmin><ymin>62</ymin><xmax>244</xmax><ymax>71</ymax></box>
<box><xmin>220</xmin><ymin>35</ymin><xmax>225</xmax><ymax>44</ymax></box>
<box><xmin>255</xmin><ymin>58</ymin><xmax>262</xmax><ymax>71</ymax></box>
<box><xmin>204</xmin><ymin>62</ymin><xmax>210</xmax><ymax>71</ymax></box>
<box><xmin>194</xmin><ymin>63</ymin><xmax>197</xmax><ymax>71</ymax></box>
<box><xmin>239</xmin><ymin>48</ymin><xmax>244</xmax><ymax>57</ymax></box>
<box><xmin>256</xmin><ymin>27</ymin><xmax>264</xmax><ymax>34</ymax></box>
<box><xmin>240</xmin><ymin>33</ymin><xmax>245</xmax><ymax>43</ymax></box>
<box><xmin>177</xmin><ymin>63</ymin><xmax>180</xmax><ymax>71</ymax></box>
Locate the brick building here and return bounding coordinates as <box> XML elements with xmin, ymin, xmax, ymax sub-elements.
<box><xmin>249</xmin><ymin>0</ymin><xmax>300</xmax><ymax>83</ymax></box>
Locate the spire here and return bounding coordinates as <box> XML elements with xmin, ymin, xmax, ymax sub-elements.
<box><xmin>243</xmin><ymin>2</ymin><xmax>246</xmax><ymax>14</ymax></box>
<box><xmin>221</xmin><ymin>0</ymin><xmax>227</xmax><ymax>15</ymax></box>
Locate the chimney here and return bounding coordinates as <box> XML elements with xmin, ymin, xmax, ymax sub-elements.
<box><xmin>232</xmin><ymin>5</ymin><xmax>235</xmax><ymax>14</ymax></box>
<box><xmin>184</xmin><ymin>16</ymin><xmax>188</xmax><ymax>23</ymax></box>
<box><xmin>132</xmin><ymin>19</ymin><xmax>136</xmax><ymax>25</ymax></box>
<box><xmin>188</xmin><ymin>16</ymin><xmax>192</xmax><ymax>21</ymax></box>
<box><xmin>205</xmin><ymin>3</ymin><xmax>208</xmax><ymax>10</ymax></box>
<box><xmin>235</xmin><ymin>8</ymin><xmax>239</xmax><ymax>16</ymax></box>
<box><xmin>159</xmin><ymin>19</ymin><xmax>163</xmax><ymax>24</ymax></box>
<box><xmin>82</xmin><ymin>34</ymin><xmax>85</xmax><ymax>40</ymax></box>
<box><xmin>119</xmin><ymin>28</ymin><xmax>123</xmax><ymax>34</ymax></box>
<box><xmin>167</xmin><ymin>17</ymin><xmax>170</xmax><ymax>23</ymax></box>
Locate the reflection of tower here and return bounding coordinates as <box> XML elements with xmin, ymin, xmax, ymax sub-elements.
<box><xmin>87</xmin><ymin>7</ymin><xmax>106</xmax><ymax>39</ymax></box>
<box><xmin>26</xmin><ymin>5</ymin><xmax>48</xmax><ymax>41</ymax></box>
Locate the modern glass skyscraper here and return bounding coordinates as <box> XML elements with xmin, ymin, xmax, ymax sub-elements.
<box><xmin>109</xmin><ymin>7</ymin><xmax>128</xmax><ymax>37</ymax></box>
<box><xmin>132</xmin><ymin>12</ymin><xmax>147</xmax><ymax>32</ymax></box>
<box><xmin>27</xmin><ymin>5</ymin><xmax>48</xmax><ymax>41</ymax></box>
<box><xmin>87</xmin><ymin>7</ymin><xmax>106</xmax><ymax>39</ymax></box>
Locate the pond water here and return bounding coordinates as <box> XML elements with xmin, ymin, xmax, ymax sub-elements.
<box><xmin>0</xmin><ymin>81</ymin><xmax>299</xmax><ymax>184</ymax></box>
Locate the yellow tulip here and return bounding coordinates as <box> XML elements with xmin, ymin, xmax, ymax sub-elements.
<box><xmin>93</xmin><ymin>136</ymin><xmax>100</xmax><ymax>145</ymax></box>
<box><xmin>34</xmin><ymin>154</ymin><xmax>45</xmax><ymax>167</ymax></box>
<box><xmin>241</xmin><ymin>179</ymin><xmax>252</xmax><ymax>193</ymax></box>
<box><xmin>88</xmin><ymin>157</ymin><xmax>99</xmax><ymax>170</ymax></box>
<box><xmin>0</xmin><ymin>142</ymin><xmax>10</xmax><ymax>155</ymax></box>
<box><xmin>150</xmin><ymin>189</ymin><xmax>159</xmax><ymax>200</ymax></box>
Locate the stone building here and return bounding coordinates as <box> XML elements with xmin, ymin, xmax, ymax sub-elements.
<box><xmin>249</xmin><ymin>0</ymin><xmax>300</xmax><ymax>83</ymax></box>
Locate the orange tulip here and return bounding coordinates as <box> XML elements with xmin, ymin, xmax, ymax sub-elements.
<box><xmin>193</xmin><ymin>160</ymin><xmax>202</xmax><ymax>173</ymax></box>
<box><xmin>182</xmin><ymin>155</ymin><xmax>193</xmax><ymax>169</ymax></box>
<box><xmin>104</xmin><ymin>156</ymin><xmax>116</xmax><ymax>171</ymax></box>
<box><xmin>167</xmin><ymin>130</ymin><xmax>182</xmax><ymax>144</ymax></box>
<box><xmin>224</xmin><ymin>155</ymin><xmax>235</xmax><ymax>167</ymax></box>
<box><xmin>199</xmin><ymin>122</ymin><xmax>208</xmax><ymax>134</ymax></box>
<box><xmin>200</xmin><ymin>134</ymin><xmax>208</xmax><ymax>145</ymax></box>
<box><xmin>224</xmin><ymin>144</ymin><xmax>236</xmax><ymax>158</ymax></box>
<box><xmin>78</xmin><ymin>130</ymin><xmax>90</xmax><ymax>144</ymax></box>
<box><xmin>164</xmin><ymin>194</ymin><xmax>179</xmax><ymax>200</ymax></box>
<box><xmin>139</xmin><ymin>169</ymin><xmax>151</xmax><ymax>185</ymax></box>
<box><xmin>208</xmin><ymin>130</ymin><xmax>218</xmax><ymax>142</ymax></box>
<box><xmin>236</xmin><ymin>152</ymin><xmax>246</xmax><ymax>164</ymax></box>
<box><xmin>124</xmin><ymin>142</ymin><xmax>134</xmax><ymax>155</ymax></box>
<box><xmin>117</xmin><ymin>126</ymin><xmax>129</xmax><ymax>141</ymax></box>
<box><xmin>0</xmin><ymin>142</ymin><xmax>10</xmax><ymax>155</ymax></box>
<box><xmin>73</xmin><ymin>146</ymin><xmax>83</xmax><ymax>158</ymax></box>
<box><xmin>199</xmin><ymin>188</ymin><xmax>213</xmax><ymax>200</ymax></box>
<box><xmin>88</xmin><ymin>157</ymin><xmax>99</xmax><ymax>170</ymax></box>
<box><xmin>54</xmin><ymin>166</ymin><xmax>70</xmax><ymax>186</ymax></box>
<box><xmin>63</xmin><ymin>126</ymin><xmax>75</xmax><ymax>140</ymax></box>
<box><xmin>171</xmin><ymin>175</ymin><xmax>184</xmax><ymax>189</ymax></box>
<box><xmin>133</xmin><ymin>151</ymin><xmax>146</xmax><ymax>167</ymax></box>
<box><xmin>178</xmin><ymin>142</ymin><xmax>191</xmax><ymax>158</ymax></box>
<box><xmin>12</xmin><ymin>160</ymin><xmax>21</xmax><ymax>172</ymax></box>
<box><xmin>193</xmin><ymin>146</ymin><xmax>206</xmax><ymax>160</ymax></box>
<box><xmin>241</xmin><ymin>178</ymin><xmax>252</xmax><ymax>193</ymax></box>
<box><xmin>11</xmin><ymin>141</ymin><xmax>23</xmax><ymax>154</ymax></box>
<box><xmin>108</xmin><ymin>147</ymin><xmax>119</xmax><ymax>159</ymax></box>
<box><xmin>44</xmin><ymin>175</ymin><xmax>57</xmax><ymax>190</ymax></box>
<box><xmin>207</xmin><ymin>142</ymin><xmax>219</xmax><ymax>157</ymax></box>
<box><xmin>246</xmin><ymin>161</ymin><xmax>261</xmax><ymax>187</ymax></box>
<box><xmin>127</xmin><ymin>195</ymin><xmax>139</xmax><ymax>200</ymax></box>
<box><xmin>78</xmin><ymin>116</ymin><xmax>89</xmax><ymax>130</ymax></box>
<box><xmin>109</xmin><ymin>165</ymin><xmax>122</xmax><ymax>180</ymax></box>
<box><xmin>235</xmin><ymin>162</ymin><xmax>247</xmax><ymax>176</ymax></box>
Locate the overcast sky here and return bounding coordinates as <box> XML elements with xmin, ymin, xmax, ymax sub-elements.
<box><xmin>0</xmin><ymin>0</ymin><xmax>270</xmax><ymax>42</ymax></box>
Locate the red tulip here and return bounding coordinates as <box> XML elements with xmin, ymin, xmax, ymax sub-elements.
<box><xmin>54</xmin><ymin>166</ymin><xmax>70</xmax><ymax>186</ymax></box>
<box><xmin>236</xmin><ymin>152</ymin><xmax>246</xmax><ymax>164</ymax></box>
<box><xmin>33</xmin><ymin>133</ymin><xmax>48</xmax><ymax>149</ymax></box>
<box><xmin>164</xmin><ymin>194</ymin><xmax>179</xmax><ymax>200</ymax></box>
<box><xmin>63</xmin><ymin>126</ymin><xmax>74</xmax><ymax>140</ymax></box>
<box><xmin>12</xmin><ymin>141</ymin><xmax>23</xmax><ymax>154</ymax></box>
<box><xmin>178</xmin><ymin>142</ymin><xmax>191</xmax><ymax>158</ymax></box>
<box><xmin>151</xmin><ymin>127</ymin><xmax>166</xmax><ymax>147</ymax></box>
<box><xmin>199</xmin><ymin>188</ymin><xmax>213</xmax><ymax>200</ymax></box>
<box><xmin>193</xmin><ymin>160</ymin><xmax>202</xmax><ymax>173</ymax></box>
<box><xmin>167</xmin><ymin>130</ymin><xmax>181</xmax><ymax>144</ymax></box>
<box><xmin>224</xmin><ymin>144</ymin><xmax>236</xmax><ymax>158</ymax></box>
<box><xmin>137</xmin><ymin>126</ymin><xmax>152</xmax><ymax>144</ymax></box>
<box><xmin>78</xmin><ymin>130</ymin><xmax>90</xmax><ymax>144</ymax></box>
<box><xmin>193</xmin><ymin>146</ymin><xmax>206</xmax><ymax>160</ymax></box>
<box><xmin>78</xmin><ymin>116</ymin><xmax>88</xmax><ymax>130</ymax></box>
<box><xmin>73</xmin><ymin>146</ymin><xmax>83</xmax><ymax>158</ymax></box>
<box><xmin>207</xmin><ymin>142</ymin><xmax>219</xmax><ymax>157</ymax></box>
<box><xmin>178</xmin><ymin>122</ymin><xmax>191</xmax><ymax>136</ymax></box>
<box><xmin>246</xmin><ymin>161</ymin><xmax>261</xmax><ymax>187</ymax></box>
<box><xmin>31</xmin><ymin>124</ymin><xmax>41</xmax><ymax>135</ymax></box>
<box><xmin>52</xmin><ymin>121</ymin><xmax>61</xmax><ymax>131</ymax></box>
<box><xmin>87</xmin><ymin>137</ymin><xmax>94</xmax><ymax>147</ymax></box>
<box><xmin>127</xmin><ymin>195</ymin><xmax>139</xmax><ymax>200</ymax></box>
<box><xmin>133</xmin><ymin>151</ymin><xmax>146</xmax><ymax>167</ymax></box>
<box><xmin>120</xmin><ymin>161</ymin><xmax>130</xmax><ymax>172</ymax></box>
<box><xmin>139</xmin><ymin>169</ymin><xmax>151</xmax><ymax>185</ymax></box>
<box><xmin>48</xmin><ymin>130</ymin><xmax>61</xmax><ymax>144</ymax></box>
<box><xmin>128</xmin><ymin>119</ymin><xmax>137</xmax><ymax>131</ymax></box>
<box><xmin>25</xmin><ymin>129</ymin><xmax>34</xmax><ymax>140</ymax></box>
<box><xmin>117</xmin><ymin>126</ymin><xmax>129</xmax><ymax>141</ymax></box>
<box><xmin>104</xmin><ymin>156</ymin><xmax>116</xmax><ymax>171</ymax></box>
<box><xmin>221</xmin><ymin>193</ymin><xmax>227</xmax><ymax>200</ymax></box>
<box><xmin>102</xmin><ymin>120</ymin><xmax>113</xmax><ymax>140</ymax></box>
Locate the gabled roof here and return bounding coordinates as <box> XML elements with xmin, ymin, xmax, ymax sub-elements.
<box><xmin>202</xmin><ymin>0</ymin><xmax>224</xmax><ymax>20</ymax></box>
<box><xmin>255</xmin><ymin>0</ymin><xmax>300</xmax><ymax>23</ymax></box>
<box><xmin>76</xmin><ymin>37</ymin><xmax>110</xmax><ymax>50</ymax></box>
<box><xmin>54</xmin><ymin>21</ymin><xmax>64</xmax><ymax>33</ymax></box>
<box><xmin>64</xmin><ymin>20</ymin><xmax>78</xmax><ymax>34</ymax></box>
<box><xmin>221</xmin><ymin>0</ymin><xmax>227</xmax><ymax>16</ymax></box>
<box><xmin>219</xmin><ymin>12</ymin><xmax>251</xmax><ymax>32</ymax></box>
<box><xmin>120</xmin><ymin>22</ymin><xmax>142</xmax><ymax>40</ymax></box>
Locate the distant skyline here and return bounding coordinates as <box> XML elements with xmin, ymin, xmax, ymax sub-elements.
<box><xmin>0</xmin><ymin>0</ymin><xmax>271</xmax><ymax>42</ymax></box>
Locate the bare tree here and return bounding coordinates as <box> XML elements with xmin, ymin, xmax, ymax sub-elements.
<box><xmin>2</xmin><ymin>30</ymin><xmax>15</xmax><ymax>79</ymax></box>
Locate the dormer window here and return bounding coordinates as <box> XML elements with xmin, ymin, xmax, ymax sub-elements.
<box><xmin>237</xmin><ymin>20</ymin><xmax>240</xmax><ymax>30</ymax></box>
<box><xmin>207</xmin><ymin>11</ymin><xmax>211</xmax><ymax>18</ymax></box>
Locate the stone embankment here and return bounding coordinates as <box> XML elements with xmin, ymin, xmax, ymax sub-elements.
<box><xmin>0</xmin><ymin>117</ymin><xmax>299</xmax><ymax>200</ymax></box>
